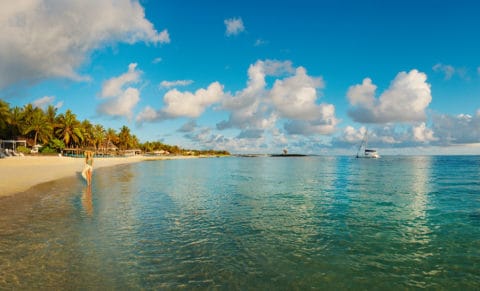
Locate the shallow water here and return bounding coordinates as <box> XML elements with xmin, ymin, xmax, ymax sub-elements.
<box><xmin>1</xmin><ymin>156</ymin><xmax>479</xmax><ymax>289</ymax></box>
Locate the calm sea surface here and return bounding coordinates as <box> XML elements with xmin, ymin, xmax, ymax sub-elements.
<box><xmin>1</xmin><ymin>156</ymin><xmax>479</xmax><ymax>289</ymax></box>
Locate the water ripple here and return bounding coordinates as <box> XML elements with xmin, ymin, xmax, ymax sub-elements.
<box><xmin>1</xmin><ymin>156</ymin><xmax>480</xmax><ymax>289</ymax></box>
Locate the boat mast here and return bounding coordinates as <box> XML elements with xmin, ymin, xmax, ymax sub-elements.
<box><xmin>365</xmin><ymin>129</ymin><xmax>368</xmax><ymax>150</ymax></box>
<box><xmin>356</xmin><ymin>130</ymin><xmax>365</xmax><ymax>157</ymax></box>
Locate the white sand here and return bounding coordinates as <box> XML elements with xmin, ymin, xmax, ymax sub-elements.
<box><xmin>0</xmin><ymin>155</ymin><xmax>195</xmax><ymax>197</ymax></box>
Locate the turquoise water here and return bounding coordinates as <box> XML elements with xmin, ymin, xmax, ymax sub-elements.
<box><xmin>1</xmin><ymin>156</ymin><xmax>479</xmax><ymax>289</ymax></box>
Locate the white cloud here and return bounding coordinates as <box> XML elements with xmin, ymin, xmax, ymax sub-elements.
<box><xmin>413</xmin><ymin>122</ymin><xmax>437</xmax><ymax>142</ymax></box>
<box><xmin>340</xmin><ymin>126</ymin><xmax>367</xmax><ymax>144</ymax></box>
<box><xmin>271</xmin><ymin>67</ymin><xmax>338</xmax><ymax>136</ymax></box>
<box><xmin>152</xmin><ymin>57</ymin><xmax>162</xmax><ymax>64</ymax></box>
<box><xmin>101</xmin><ymin>63</ymin><xmax>141</xmax><ymax>98</ymax></box>
<box><xmin>432</xmin><ymin>63</ymin><xmax>455</xmax><ymax>80</ymax></box>
<box><xmin>283</xmin><ymin>104</ymin><xmax>338</xmax><ymax>135</ymax></box>
<box><xmin>163</xmin><ymin>82</ymin><xmax>224</xmax><ymax>117</ymax></box>
<box><xmin>97</xmin><ymin>87</ymin><xmax>140</xmax><ymax>119</ymax></box>
<box><xmin>32</xmin><ymin>96</ymin><xmax>63</xmax><ymax>110</ymax></box>
<box><xmin>136</xmin><ymin>106</ymin><xmax>158</xmax><ymax>122</ymax></box>
<box><xmin>224</xmin><ymin>17</ymin><xmax>245</xmax><ymax>36</ymax></box>
<box><xmin>137</xmin><ymin>82</ymin><xmax>225</xmax><ymax>122</ymax></box>
<box><xmin>334</xmin><ymin>124</ymin><xmax>420</xmax><ymax>147</ymax></box>
<box><xmin>432</xmin><ymin>110</ymin><xmax>480</xmax><ymax>144</ymax></box>
<box><xmin>0</xmin><ymin>0</ymin><xmax>169</xmax><ymax>89</ymax></box>
<box><xmin>218</xmin><ymin>60</ymin><xmax>291</xmax><ymax>130</ymax></box>
<box><xmin>160</xmin><ymin>80</ymin><xmax>194</xmax><ymax>88</ymax></box>
<box><xmin>32</xmin><ymin>96</ymin><xmax>54</xmax><ymax>109</ymax></box>
<box><xmin>347</xmin><ymin>70</ymin><xmax>432</xmax><ymax>124</ymax></box>
<box><xmin>184</xmin><ymin>127</ymin><xmax>266</xmax><ymax>153</ymax></box>
<box><xmin>97</xmin><ymin>63</ymin><xmax>142</xmax><ymax>119</ymax></box>
<box><xmin>270</xmin><ymin>67</ymin><xmax>325</xmax><ymax>120</ymax></box>
<box><xmin>332</xmin><ymin>111</ymin><xmax>480</xmax><ymax>149</ymax></box>
<box><xmin>219</xmin><ymin>60</ymin><xmax>338</xmax><ymax>136</ymax></box>
<box><xmin>139</xmin><ymin>60</ymin><xmax>338</xmax><ymax>146</ymax></box>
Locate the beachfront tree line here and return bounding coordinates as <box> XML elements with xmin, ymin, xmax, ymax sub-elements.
<box><xmin>0</xmin><ymin>100</ymin><xmax>229</xmax><ymax>156</ymax></box>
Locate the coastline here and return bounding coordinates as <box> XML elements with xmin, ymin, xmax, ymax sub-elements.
<box><xmin>0</xmin><ymin>155</ymin><xmax>198</xmax><ymax>197</ymax></box>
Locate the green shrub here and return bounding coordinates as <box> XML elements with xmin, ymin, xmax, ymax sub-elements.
<box><xmin>40</xmin><ymin>146</ymin><xmax>57</xmax><ymax>154</ymax></box>
<box><xmin>16</xmin><ymin>146</ymin><xmax>30</xmax><ymax>154</ymax></box>
<box><xmin>48</xmin><ymin>139</ymin><xmax>65</xmax><ymax>151</ymax></box>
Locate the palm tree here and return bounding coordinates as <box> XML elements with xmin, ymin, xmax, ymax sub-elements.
<box><xmin>92</xmin><ymin>124</ymin><xmax>105</xmax><ymax>150</ymax></box>
<box><xmin>118</xmin><ymin>125</ymin><xmax>131</xmax><ymax>150</ymax></box>
<box><xmin>56</xmin><ymin>110</ymin><xmax>83</xmax><ymax>148</ymax></box>
<box><xmin>21</xmin><ymin>104</ymin><xmax>36</xmax><ymax>127</ymax></box>
<box><xmin>46</xmin><ymin>105</ymin><xmax>59</xmax><ymax>128</ymax></box>
<box><xmin>8</xmin><ymin>106</ymin><xmax>24</xmax><ymax>139</ymax></box>
<box><xmin>80</xmin><ymin>119</ymin><xmax>94</xmax><ymax>148</ymax></box>
<box><xmin>23</xmin><ymin>109</ymin><xmax>52</xmax><ymax>146</ymax></box>
<box><xmin>131</xmin><ymin>134</ymin><xmax>140</xmax><ymax>149</ymax></box>
<box><xmin>0</xmin><ymin>100</ymin><xmax>10</xmax><ymax>138</ymax></box>
<box><xmin>105</xmin><ymin>128</ymin><xmax>118</xmax><ymax>147</ymax></box>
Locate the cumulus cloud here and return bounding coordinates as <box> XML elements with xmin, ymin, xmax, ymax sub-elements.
<box><xmin>97</xmin><ymin>88</ymin><xmax>140</xmax><ymax>119</ymax></box>
<box><xmin>139</xmin><ymin>59</ymin><xmax>338</xmax><ymax>151</ymax></box>
<box><xmin>184</xmin><ymin>127</ymin><xmax>266</xmax><ymax>153</ymax></box>
<box><xmin>333</xmin><ymin>119</ymin><xmax>480</xmax><ymax>149</ymax></box>
<box><xmin>412</xmin><ymin>122</ymin><xmax>437</xmax><ymax>142</ymax></box>
<box><xmin>432</xmin><ymin>110</ymin><xmax>480</xmax><ymax>145</ymax></box>
<box><xmin>0</xmin><ymin>0</ymin><xmax>169</xmax><ymax>89</ymax></box>
<box><xmin>219</xmin><ymin>60</ymin><xmax>338</xmax><ymax>136</ymax></box>
<box><xmin>224</xmin><ymin>17</ymin><xmax>245</xmax><ymax>36</ymax></box>
<box><xmin>32</xmin><ymin>96</ymin><xmax>63</xmax><ymax>110</ymax></box>
<box><xmin>160</xmin><ymin>80</ymin><xmax>194</xmax><ymax>88</ymax></box>
<box><xmin>338</xmin><ymin>126</ymin><xmax>367</xmax><ymax>144</ymax></box>
<box><xmin>270</xmin><ymin>67</ymin><xmax>325</xmax><ymax>120</ymax></box>
<box><xmin>137</xmin><ymin>82</ymin><xmax>225</xmax><ymax>122</ymax></box>
<box><xmin>283</xmin><ymin>104</ymin><xmax>338</xmax><ymax>135</ymax></box>
<box><xmin>97</xmin><ymin>63</ymin><xmax>142</xmax><ymax>119</ymax></box>
<box><xmin>101</xmin><ymin>63</ymin><xmax>141</xmax><ymax>98</ymax></box>
<box><xmin>347</xmin><ymin>70</ymin><xmax>432</xmax><ymax>124</ymax></box>
<box><xmin>135</xmin><ymin>106</ymin><xmax>158</xmax><ymax>122</ymax></box>
<box><xmin>163</xmin><ymin>82</ymin><xmax>224</xmax><ymax>117</ymax></box>
<box><xmin>332</xmin><ymin>125</ymin><xmax>413</xmax><ymax>148</ymax></box>
<box><xmin>217</xmin><ymin>60</ymin><xmax>293</xmax><ymax>131</ymax></box>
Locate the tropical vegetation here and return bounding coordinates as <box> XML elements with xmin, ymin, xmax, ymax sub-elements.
<box><xmin>0</xmin><ymin>100</ymin><xmax>229</xmax><ymax>156</ymax></box>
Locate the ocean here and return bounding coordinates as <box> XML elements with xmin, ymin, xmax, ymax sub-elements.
<box><xmin>1</xmin><ymin>156</ymin><xmax>479</xmax><ymax>289</ymax></box>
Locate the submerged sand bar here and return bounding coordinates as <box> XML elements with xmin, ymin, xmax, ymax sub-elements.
<box><xmin>0</xmin><ymin>155</ymin><xmax>195</xmax><ymax>197</ymax></box>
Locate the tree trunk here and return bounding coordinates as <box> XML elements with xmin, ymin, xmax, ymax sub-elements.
<box><xmin>34</xmin><ymin>131</ymin><xmax>38</xmax><ymax>147</ymax></box>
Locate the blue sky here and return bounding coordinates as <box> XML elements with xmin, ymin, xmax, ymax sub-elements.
<box><xmin>1</xmin><ymin>0</ymin><xmax>480</xmax><ymax>154</ymax></box>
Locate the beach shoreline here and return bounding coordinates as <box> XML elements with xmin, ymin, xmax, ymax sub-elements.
<box><xmin>0</xmin><ymin>155</ymin><xmax>198</xmax><ymax>197</ymax></box>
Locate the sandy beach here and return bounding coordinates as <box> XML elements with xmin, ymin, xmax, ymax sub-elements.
<box><xmin>0</xmin><ymin>155</ymin><xmax>195</xmax><ymax>197</ymax></box>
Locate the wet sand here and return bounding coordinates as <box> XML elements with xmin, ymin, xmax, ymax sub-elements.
<box><xmin>0</xmin><ymin>155</ymin><xmax>196</xmax><ymax>197</ymax></box>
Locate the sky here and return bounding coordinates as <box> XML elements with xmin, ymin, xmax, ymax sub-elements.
<box><xmin>1</xmin><ymin>0</ymin><xmax>480</xmax><ymax>154</ymax></box>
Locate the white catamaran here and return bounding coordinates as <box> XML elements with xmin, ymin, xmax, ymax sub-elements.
<box><xmin>356</xmin><ymin>130</ymin><xmax>380</xmax><ymax>159</ymax></box>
